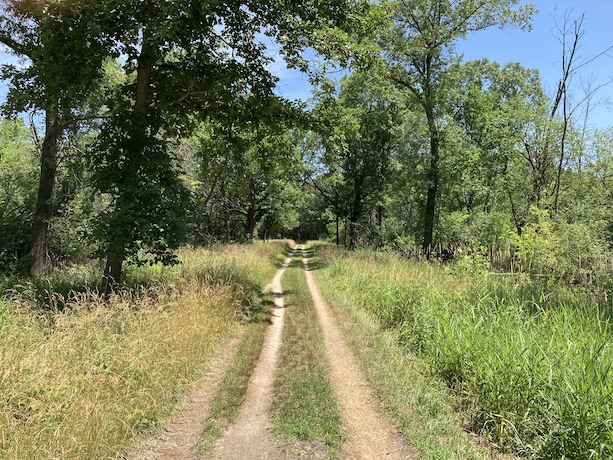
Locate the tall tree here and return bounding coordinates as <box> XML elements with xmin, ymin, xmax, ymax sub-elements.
<box><xmin>89</xmin><ymin>0</ymin><xmax>367</xmax><ymax>292</ymax></box>
<box><xmin>311</xmin><ymin>72</ymin><xmax>407</xmax><ymax>249</ymax></box>
<box><xmin>0</xmin><ymin>0</ymin><xmax>111</xmax><ymax>275</ymax></box>
<box><xmin>193</xmin><ymin>113</ymin><xmax>302</xmax><ymax>241</ymax></box>
<box><xmin>448</xmin><ymin>58</ymin><xmax>546</xmax><ymax>235</ymax></box>
<box><xmin>381</xmin><ymin>0</ymin><xmax>534</xmax><ymax>252</ymax></box>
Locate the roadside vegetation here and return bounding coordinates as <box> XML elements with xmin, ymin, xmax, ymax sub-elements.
<box><xmin>314</xmin><ymin>243</ymin><xmax>613</xmax><ymax>459</ymax></box>
<box><xmin>0</xmin><ymin>242</ymin><xmax>286</xmax><ymax>459</ymax></box>
<box><xmin>2</xmin><ymin>2</ymin><xmax>613</xmax><ymax>459</ymax></box>
<box><xmin>197</xmin><ymin>243</ymin><xmax>294</xmax><ymax>453</ymax></box>
<box><xmin>270</xmin><ymin>256</ymin><xmax>345</xmax><ymax>458</ymax></box>
<box><xmin>197</xmin><ymin>290</ymin><xmax>273</xmax><ymax>453</ymax></box>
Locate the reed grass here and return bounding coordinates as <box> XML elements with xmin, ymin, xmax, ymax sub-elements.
<box><xmin>315</xmin><ymin>244</ymin><xmax>613</xmax><ymax>459</ymax></box>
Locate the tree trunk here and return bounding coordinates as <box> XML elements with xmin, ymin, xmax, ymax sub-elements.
<box><xmin>244</xmin><ymin>187</ymin><xmax>259</xmax><ymax>238</ymax></box>
<box><xmin>29</xmin><ymin>107</ymin><xmax>60</xmax><ymax>276</ymax></box>
<box><xmin>349</xmin><ymin>186</ymin><xmax>363</xmax><ymax>250</ymax></box>
<box><xmin>245</xmin><ymin>205</ymin><xmax>257</xmax><ymax>238</ymax></box>
<box><xmin>423</xmin><ymin>113</ymin><xmax>440</xmax><ymax>255</ymax></box>
<box><xmin>335</xmin><ymin>214</ymin><xmax>339</xmax><ymax>246</ymax></box>
<box><xmin>407</xmin><ymin>200</ymin><xmax>413</xmax><ymax>228</ymax></box>
<box><xmin>102</xmin><ymin>251</ymin><xmax>124</xmax><ymax>296</ymax></box>
<box><xmin>553</xmin><ymin>85</ymin><xmax>569</xmax><ymax>214</ymax></box>
<box><xmin>220</xmin><ymin>180</ymin><xmax>231</xmax><ymax>241</ymax></box>
<box><xmin>102</xmin><ymin>30</ymin><xmax>154</xmax><ymax>291</ymax></box>
<box><xmin>349</xmin><ymin>218</ymin><xmax>357</xmax><ymax>250</ymax></box>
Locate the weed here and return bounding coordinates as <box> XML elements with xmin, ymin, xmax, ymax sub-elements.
<box><xmin>197</xmin><ymin>294</ymin><xmax>272</xmax><ymax>453</ymax></box>
<box><xmin>0</xmin><ymin>241</ymin><xmax>290</xmax><ymax>459</ymax></box>
<box><xmin>270</xmin><ymin>257</ymin><xmax>344</xmax><ymax>457</ymax></box>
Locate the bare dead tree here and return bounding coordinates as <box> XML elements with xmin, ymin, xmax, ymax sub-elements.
<box><xmin>551</xmin><ymin>10</ymin><xmax>613</xmax><ymax>213</ymax></box>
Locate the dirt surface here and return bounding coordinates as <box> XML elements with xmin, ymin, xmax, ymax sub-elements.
<box><xmin>210</xmin><ymin>253</ymin><xmax>294</xmax><ymax>460</ymax></box>
<box><xmin>301</xmin><ymin>248</ymin><xmax>418</xmax><ymax>460</ymax></box>
<box><xmin>128</xmin><ymin>331</ymin><xmax>242</xmax><ymax>460</ymax></box>
<box><xmin>130</xmin><ymin>248</ymin><xmax>416</xmax><ymax>460</ymax></box>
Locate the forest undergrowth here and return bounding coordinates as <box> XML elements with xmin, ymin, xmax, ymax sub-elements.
<box><xmin>0</xmin><ymin>241</ymin><xmax>288</xmax><ymax>459</ymax></box>
<box><xmin>315</xmin><ymin>243</ymin><xmax>613</xmax><ymax>460</ymax></box>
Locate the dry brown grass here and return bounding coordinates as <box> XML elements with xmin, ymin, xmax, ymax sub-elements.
<box><xmin>1</xmin><ymin>281</ymin><xmax>235</xmax><ymax>459</ymax></box>
<box><xmin>0</xmin><ymin>241</ymin><xmax>291</xmax><ymax>459</ymax></box>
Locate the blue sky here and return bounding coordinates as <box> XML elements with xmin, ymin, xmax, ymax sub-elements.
<box><xmin>2</xmin><ymin>1</ymin><xmax>612</xmax><ymax>128</ymax></box>
<box><xmin>271</xmin><ymin>1</ymin><xmax>613</xmax><ymax>128</ymax></box>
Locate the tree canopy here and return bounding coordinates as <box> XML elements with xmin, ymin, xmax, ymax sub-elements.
<box><xmin>1</xmin><ymin>0</ymin><xmax>612</xmax><ymax>294</ymax></box>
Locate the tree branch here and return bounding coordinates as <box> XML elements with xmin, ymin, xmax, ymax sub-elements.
<box><xmin>0</xmin><ymin>33</ymin><xmax>32</xmax><ymax>58</ymax></box>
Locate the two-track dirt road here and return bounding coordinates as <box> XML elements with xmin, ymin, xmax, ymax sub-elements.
<box><xmin>133</xmin><ymin>246</ymin><xmax>415</xmax><ymax>459</ymax></box>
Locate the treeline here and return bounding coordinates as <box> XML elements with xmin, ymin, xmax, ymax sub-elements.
<box><xmin>0</xmin><ymin>0</ymin><xmax>368</xmax><ymax>291</ymax></box>
<box><xmin>1</xmin><ymin>0</ymin><xmax>612</xmax><ymax>290</ymax></box>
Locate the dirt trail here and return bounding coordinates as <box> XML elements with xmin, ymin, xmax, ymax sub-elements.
<box><xmin>210</xmin><ymin>252</ymin><xmax>294</xmax><ymax>460</ymax></box>
<box><xmin>129</xmin><ymin>331</ymin><xmax>242</xmax><ymax>460</ymax></box>
<box><xmin>301</xmin><ymin>248</ymin><xmax>417</xmax><ymax>460</ymax></box>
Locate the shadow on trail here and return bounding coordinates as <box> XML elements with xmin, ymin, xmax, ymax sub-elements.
<box><xmin>299</xmin><ymin>249</ymin><xmax>328</xmax><ymax>271</ymax></box>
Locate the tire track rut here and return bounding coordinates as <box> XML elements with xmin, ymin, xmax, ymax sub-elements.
<box><xmin>211</xmin><ymin>252</ymin><xmax>294</xmax><ymax>460</ymax></box>
<box><xmin>301</xmin><ymin>247</ymin><xmax>417</xmax><ymax>460</ymax></box>
<box><xmin>129</xmin><ymin>330</ymin><xmax>242</xmax><ymax>460</ymax></box>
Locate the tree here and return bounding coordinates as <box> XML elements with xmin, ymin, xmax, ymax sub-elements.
<box><xmin>0</xmin><ymin>118</ymin><xmax>37</xmax><ymax>271</ymax></box>
<box><xmin>0</xmin><ymin>0</ymin><xmax>111</xmax><ymax>275</ymax></box>
<box><xmin>550</xmin><ymin>11</ymin><xmax>613</xmax><ymax>214</ymax></box>
<box><xmin>381</xmin><ymin>0</ymin><xmax>535</xmax><ymax>252</ymax></box>
<box><xmin>192</xmin><ymin>115</ymin><xmax>302</xmax><ymax>242</ymax></box>
<box><xmin>311</xmin><ymin>72</ymin><xmax>407</xmax><ymax>249</ymax></box>
<box><xmin>447</xmin><ymin>58</ymin><xmax>546</xmax><ymax>235</ymax></box>
<box><xmin>90</xmin><ymin>0</ymin><xmax>367</xmax><ymax>292</ymax></box>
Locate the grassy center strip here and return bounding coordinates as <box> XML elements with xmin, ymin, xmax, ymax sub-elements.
<box><xmin>270</xmin><ymin>256</ymin><xmax>345</xmax><ymax>458</ymax></box>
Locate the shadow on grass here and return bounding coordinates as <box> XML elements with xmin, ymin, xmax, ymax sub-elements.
<box><xmin>1</xmin><ymin>243</ymin><xmax>301</xmax><ymax>315</ymax></box>
<box><xmin>1</xmin><ymin>274</ymin><xmax>102</xmax><ymax>312</ymax></box>
<box><xmin>299</xmin><ymin>249</ymin><xmax>328</xmax><ymax>272</ymax></box>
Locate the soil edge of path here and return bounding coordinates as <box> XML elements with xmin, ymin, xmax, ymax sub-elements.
<box><xmin>301</xmin><ymin>247</ymin><xmax>418</xmax><ymax>460</ymax></box>
<box><xmin>210</xmin><ymin>252</ymin><xmax>294</xmax><ymax>460</ymax></box>
<box><xmin>128</xmin><ymin>330</ymin><xmax>242</xmax><ymax>460</ymax></box>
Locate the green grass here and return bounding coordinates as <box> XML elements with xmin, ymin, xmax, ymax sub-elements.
<box><xmin>196</xmin><ymin>243</ymin><xmax>295</xmax><ymax>453</ymax></box>
<box><xmin>270</xmin><ymin>256</ymin><xmax>345</xmax><ymax>458</ymax></box>
<box><xmin>314</xmin><ymin>243</ymin><xmax>613</xmax><ymax>459</ymax></box>
<box><xmin>0</xmin><ymin>241</ymin><xmax>290</xmax><ymax>459</ymax></box>
<box><xmin>311</xmin><ymin>245</ymin><xmax>487</xmax><ymax>459</ymax></box>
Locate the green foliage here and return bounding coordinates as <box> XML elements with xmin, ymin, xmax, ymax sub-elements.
<box><xmin>91</xmin><ymin>113</ymin><xmax>191</xmax><ymax>266</ymax></box>
<box><xmin>0</xmin><ymin>0</ymin><xmax>113</xmax><ymax>120</ymax></box>
<box><xmin>319</xmin><ymin>246</ymin><xmax>613</xmax><ymax>459</ymax></box>
<box><xmin>82</xmin><ymin>0</ymin><xmax>368</xmax><ymax>280</ymax></box>
<box><xmin>309</xmin><ymin>71</ymin><xmax>409</xmax><ymax>247</ymax></box>
<box><xmin>49</xmin><ymin>186</ymin><xmax>102</xmax><ymax>264</ymax></box>
<box><xmin>512</xmin><ymin>207</ymin><xmax>611</xmax><ymax>286</ymax></box>
<box><xmin>186</xmin><ymin>113</ymin><xmax>305</xmax><ymax>243</ymax></box>
<box><xmin>0</xmin><ymin>118</ymin><xmax>37</xmax><ymax>271</ymax></box>
<box><xmin>436</xmin><ymin>211</ymin><xmax>514</xmax><ymax>247</ymax></box>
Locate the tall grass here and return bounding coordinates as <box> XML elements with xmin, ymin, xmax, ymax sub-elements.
<box><xmin>0</xmin><ymin>241</ymin><xmax>289</xmax><ymax>459</ymax></box>
<box><xmin>317</xmin><ymin>245</ymin><xmax>613</xmax><ymax>459</ymax></box>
